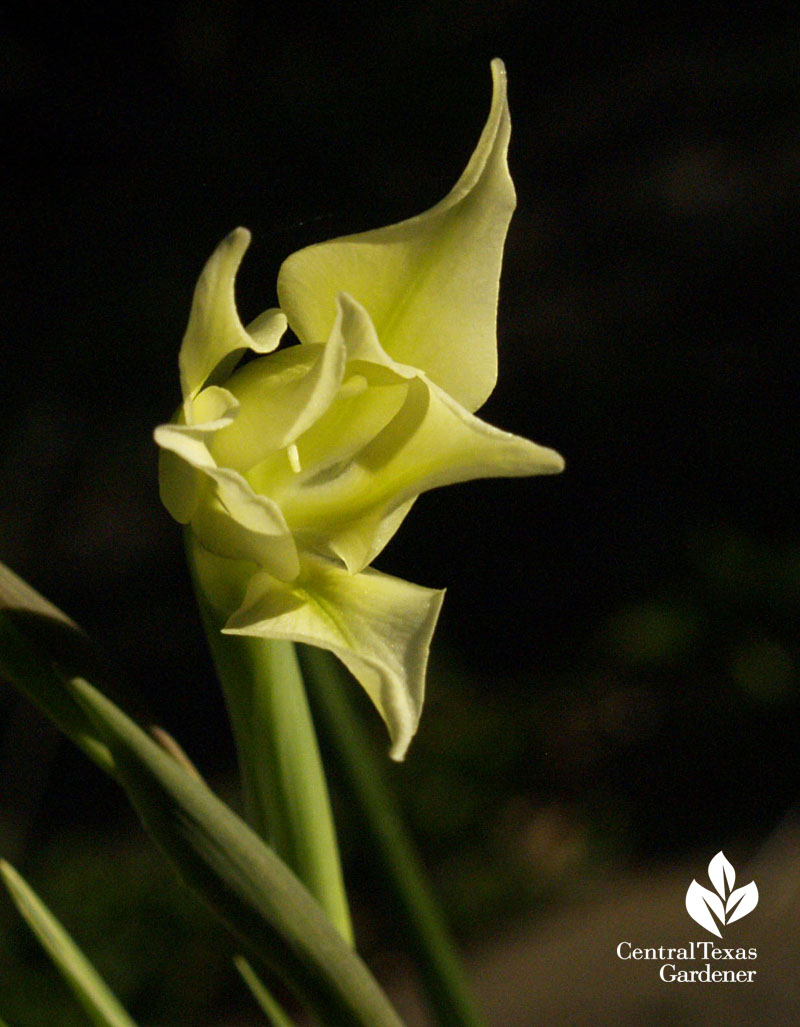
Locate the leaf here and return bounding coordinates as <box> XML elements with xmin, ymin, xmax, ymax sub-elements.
<box><xmin>0</xmin><ymin>861</ymin><xmax>138</xmax><ymax>1027</ymax></box>
<box><xmin>0</xmin><ymin>561</ymin><xmax>113</xmax><ymax>774</ymax></box>
<box><xmin>726</xmin><ymin>882</ymin><xmax>759</xmax><ymax>925</ymax></box>
<box><xmin>234</xmin><ymin>956</ymin><xmax>299</xmax><ymax>1027</ymax></box>
<box><xmin>0</xmin><ymin>562</ymin><xmax>402</xmax><ymax>1025</ymax></box>
<box><xmin>299</xmin><ymin>646</ymin><xmax>487</xmax><ymax>1027</ymax></box>
<box><xmin>66</xmin><ymin>676</ymin><xmax>405</xmax><ymax>1027</ymax></box>
<box><xmin>685</xmin><ymin>880</ymin><xmax>724</xmax><ymax>937</ymax></box>
<box><xmin>708</xmin><ymin>851</ymin><xmax>736</xmax><ymax>898</ymax></box>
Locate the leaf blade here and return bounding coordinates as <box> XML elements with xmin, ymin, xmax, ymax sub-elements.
<box><xmin>234</xmin><ymin>956</ymin><xmax>300</xmax><ymax>1027</ymax></box>
<box><xmin>0</xmin><ymin>561</ymin><xmax>114</xmax><ymax>774</ymax></box>
<box><xmin>66</xmin><ymin>676</ymin><xmax>404</xmax><ymax>1027</ymax></box>
<box><xmin>0</xmin><ymin>861</ymin><xmax>139</xmax><ymax>1027</ymax></box>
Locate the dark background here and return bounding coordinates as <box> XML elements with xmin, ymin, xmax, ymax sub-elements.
<box><xmin>1</xmin><ymin>4</ymin><xmax>799</xmax><ymax>1024</ymax></box>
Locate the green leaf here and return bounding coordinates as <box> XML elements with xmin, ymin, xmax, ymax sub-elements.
<box><xmin>0</xmin><ymin>561</ymin><xmax>114</xmax><ymax>774</ymax></box>
<box><xmin>0</xmin><ymin>860</ymin><xmax>139</xmax><ymax>1027</ymax></box>
<box><xmin>234</xmin><ymin>956</ymin><xmax>299</xmax><ymax>1027</ymax></box>
<box><xmin>300</xmin><ymin>646</ymin><xmax>487</xmax><ymax>1027</ymax></box>
<box><xmin>66</xmin><ymin>676</ymin><xmax>405</xmax><ymax>1027</ymax></box>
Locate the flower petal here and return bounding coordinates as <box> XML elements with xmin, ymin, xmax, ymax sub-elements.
<box><xmin>321</xmin><ymin>497</ymin><xmax>417</xmax><ymax>574</ymax></box>
<box><xmin>332</xmin><ymin>293</ymin><xmax>415</xmax><ymax>376</ymax></box>
<box><xmin>223</xmin><ymin>556</ymin><xmax>445</xmax><ymax>760</ymax></box>
<box><xmin>179</xmin><ymin>229</ymin><xmax>287</xmax><ymax>402</ymax></box>
<box><xmin>155</xmin><ymin>423</ymin><xmax>299</xmax><ymax>581</ymax></box>
<box><xmin>246</xmin><ymin>307</ymin><xmax>289</xmax><ymax>353</ymax></box>
<box><xmin>212</xmin><ymin>321</ymin><xmax>347</xmax><ymax>473</ymax></box>
<box><xmin>277</xmin><ymin>59</ymin><xmax>515</xmax><ymax>412</ymax></box>
<box><xmin>154</xmin><ymin>384</ymin><xmax>239</xmax><ymax>524</ymax></box>
<box><xmin>155</xmin><ymin>423</ymin><xmax>218</xmax><ymax>523</ymax></box>
<box><xmin>279</xmin><ymin>372</ymin><xmax>564</xmax><ymax>571</ymax></box>
<box><xmin>191</xmin><ymin>470</ymin><xmax>300</xmax><ymax>582</ymax></box>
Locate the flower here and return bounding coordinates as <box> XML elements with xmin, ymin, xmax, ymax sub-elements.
<box><xmin>155</xmin><ymin>60</ymin><xmax>564</xmax><ymax>759</ymax></box>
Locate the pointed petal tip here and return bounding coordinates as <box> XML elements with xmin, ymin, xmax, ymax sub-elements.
<box><xmin>215</xmin><ymin>225</ymin><xmax>253</xmax><ymax>271</ymax></box>
<box><xmin>388</xmin><ymin>735</ymin><xmax>412</xmax><ymax>762</ymax></box>
<box><xmin>545</xmin><ymin>448</ymin><xmax>566</xmax><ymax>474</ymax></box>
<box><xmin>490</xmin><ymin>57</ymin><xmax>507</xmax><ymax>87</ymax></box>
<box><xmin>228</xmin><ymin>225</ymin><xmax>252</xmax><ymax>249</ymax></box>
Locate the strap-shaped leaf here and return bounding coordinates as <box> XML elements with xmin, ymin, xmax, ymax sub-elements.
<box><xmin>66</xmin><ymin>676</ymin><xmax>404</xmax><ymax>1027</ymax></box>
<box><xmin>0</xmin><ymin>861</ymin><xmax>139</xmax><ymax>1027</ymax></box>
<box><xmin>0</xmin><ymin>561</ymin><xmax>113</xmax><ymax>774</ymax></box>
<box><xmin>234</xmin><ymin>956</ymin><xmax>299</xmax><ymax>1027</ymax></box>
<box><xmin>299</xmin><ymin>646</ymin><xmax>486</xmax><ymax>1027</ymax></box>
<box><xmin>0</xmin><ymin>560</ymin><xmax>403</xmax><ymax>1025</ymax></box>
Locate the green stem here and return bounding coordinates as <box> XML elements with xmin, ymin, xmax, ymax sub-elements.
<box><xmin>298</xmin><ymin>646</ymin><xmax>486</xmax><ymax>1027</ymax></box>
<box><xmin>186</xmin><ymin>543</ymin><xmax>353</xmax><ymax>945</ymax></box>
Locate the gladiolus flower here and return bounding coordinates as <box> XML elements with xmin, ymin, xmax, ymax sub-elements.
<box><xmin>155</xmin><ymin>60</ymin><xmax>563</xmax><ymax>759</ymax></box>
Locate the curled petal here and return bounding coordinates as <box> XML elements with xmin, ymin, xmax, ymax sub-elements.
<box><xmin>281</xmin><ymin>368</ymin><xmax>564</xmax><ymax>571</ymax></box>
<box><xmin>322</xmin><ymin>497</ymin><xmax>417</xmax><ymax>575</ymax></box>
<box><xmin>192</xmin><ymin>468</ymin><xmax>299</xmax><ymax>582</ymax></box>
<box><xmin>212</xmin><ymin>320</ymin><xmax>348</xmax><ymax>473</ymax></box>
<box><xmin>156</xmin><ymin>424</ymin><xmax>299</xmax><ymax>581</ymax></box>
<box><xmin>246</xmin><ymin>307</ymin><xmax>290</xmax><ymax>353</ymax></box>
<box><xmin>277</xmin><ymin>59</ymin><xmax>515</xmax><ymax>412</ymax></box>
<box><xmin>223</xmin><ymin>556</ymin><xmax>445</xmax><ymax>760</ymax></box>
<box><xmin>332</xmin><ymin>293</ymin><xmax>415</xmax><ymax>376</ymax></box>
<box><xmin>187</xmin><ymin>386</ymin><xmax>240</xmax><ymax>429</ymax></box>
<box><xmin>154</xmin><ymin>383</ymin><xmax>239</xmax><ymax>523</ymax></box>
<box><xmin>179</xmin><ymin>228</ymin><xmax>287</xmax><ymax>402</ymax></box>
<box><xmin>155</xmin><ymin>423</ymin><xmax>218</xmax><ymax>524</ymax></box>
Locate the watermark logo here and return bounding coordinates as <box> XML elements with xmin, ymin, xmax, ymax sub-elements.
<box><xmin>685</xmin><ymin>851</ymin><xmax>758</xmax><ymax>938</ymax></box>
<box><xmin>616</xmin><ymin>851</ymin><xmax>759</xmax><ymax>983</ymax></box>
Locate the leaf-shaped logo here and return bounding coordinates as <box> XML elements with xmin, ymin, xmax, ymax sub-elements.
<box><xmin>726</xmin><ymin>882</ymin><xmax>759</xmax><ymax>925</ymax></box>
<box><xmin>685</xmin><ymin>851</ymin><xmax>758</xmax><ymax>936</ymax></box>
<box><xmin>686</xmin><ymin>880</ymin><xmax>725</xmax><ymax>937</ymax></box>
<box><xmin>708</xmin><ymin>851</ymin><xmax>736</xmax><ymax>897</ymax></box>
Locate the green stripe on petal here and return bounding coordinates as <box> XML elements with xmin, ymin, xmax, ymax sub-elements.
<box><xmin>277</xmin><ymin>59</ymin><xmax>514</xmax><ymax>413</ymax></box>
<box><xmin>179</xmin><ymin>228</ymin><xmax>287</xmax><ymax>402</ymax></box>
<box><xmin>223</xmin><ymin>556</ymin><xmax>445</xmax><ymax>761</ymax></box>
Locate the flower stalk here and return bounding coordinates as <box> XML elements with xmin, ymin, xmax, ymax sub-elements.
<box><xmin>187</xmin><ymin>533</ymin><xmax>353</xmax><ymax>944</ymax></box>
